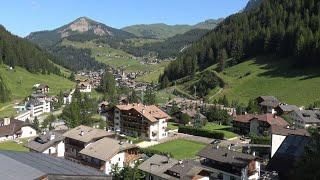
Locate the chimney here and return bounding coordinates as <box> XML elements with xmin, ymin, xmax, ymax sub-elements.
<box><xmin>3</xmin><ymin>118</ymin><xmax>10</xmax><ymax>126</ymax></box>
<box><xmin>228</xmin><ymin>145</ymin><xmax>231</xmax><ymax>150</ymax></box>
<box><xmin>50</xmin><ymin>134</ymin><xmax>55</xmax><ymax>140</ymax></box>
<box><xmin>252</xmin><ymin>151</ymin><xmax>256</xmax><ymax>156</ymax></box>
<box><xmin>80</xmin><ymin>130</ymin><xmax>84</xmax><ymax>136</ymax></box>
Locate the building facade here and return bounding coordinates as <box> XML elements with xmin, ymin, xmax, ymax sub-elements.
<box><xmin>108</xmin><ymin>104</ymin><xmax>170</xmax><ymax>141</ymax></box>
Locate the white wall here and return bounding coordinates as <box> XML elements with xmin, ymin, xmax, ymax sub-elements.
<box><xmin>104</xmin><ymin>152</ymin><xmax>125</xmax><ymax>175</ymax></box>
<box><xmin>15</xmin><ymin>111</ymin><xmax>31</xmax><ymax>122</ymax></box>
<box><xmin>42</xmin><ymin>141</ymin><xmax>65</xmax><ymax>157</ymax></box>
<box><xmin>271</xmin><ymin>134</ymin><xmax>286</xmax><ymax>158</ymax></box>
<box><xmin>20</xmin><ymin>126</ymin><xmax>37</xmax><ymax>138</ymax></box>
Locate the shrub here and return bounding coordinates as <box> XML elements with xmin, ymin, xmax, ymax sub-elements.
<box><xmin>249</xmin><ymin>133</ymin><xmax>271</xmax><ymax>145</ymax></box>
<box><xmin>139</xmin><ymin>148</ymin><xmax>173</xmax><ymax>158</ymax></box>
<box><xmin>178</xmin><ymin>126</ymin><xmax>224</xmax><ymax>139</ymax></box>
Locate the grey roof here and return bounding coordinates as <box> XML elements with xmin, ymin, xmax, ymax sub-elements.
<box><xmin>138</xmin><ymin>154</ymin><xmax>178</xmax><ymax>179</ymax></box>
<box><xmin>79</xmin><ymin>137</ymin><xmax>137</xmax><ymax>161</ymax></box>
<box><xmin>197</xmin><ymin>145</ymin><xmax>258</xmax><ymax>167</ymax></box>
<box><xmin>271</xmin><ymin>125</ymin><xmax>310</xmax><ymax>136</ymax></box>
<box><xmin>291</xmin><ymin>109</ymin><xmax>320</xmax><ymax>123</ymax></box>
<box><xmin>138</xmin><ymin>155</ymin><xmax>210</xmax><ymax>180</ymax></box>
<box><xmin>0</xmin><ymin>151</ymin><xmax>108</xmax><ymax>180</ymax></box>
<box><xmin>267</xmin><ymin>135</ymin><xmax>311</xmax><ymax>177</ymax></box>
<box><xmin>25</xmin><ymin>130</ymin><xmax>66</xmax><ymax>152</ymax></box>
<box><xmin>63</xmin><ymin>125</ymin><xmax>114</xmax><ymax>143</ymax></box>
<box><xmin>258</xmin><ymin>96</ymin><xmax>280</xmax><ymax>107</ymax></box>
<box><xmin>27</xmin><ymin>98</ymin><xmax>43</xmax><ymax>106</ymax></box>
<box><xmin>277</xmin><ymin>104</ymin><xmax>299</xmax><ymax>112</ymax></box>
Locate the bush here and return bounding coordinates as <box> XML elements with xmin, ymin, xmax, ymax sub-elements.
<box><xmin>178</xmin><ymin>126</ymin><xmax>224</xmax><ymax>139</ymax></box>
<box><xmin>249</xmin><ymin>133</ymin><xmax>271</xmax><ymax>145</ymax></box>
<box><xmin>139</xmin><ymin>148</ymin><xmax>173</xmax><ymax>158</ymax></box>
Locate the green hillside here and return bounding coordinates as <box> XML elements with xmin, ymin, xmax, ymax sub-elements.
<box><xmin>122</xmin><ymin>23</ymin><xmax>192</xmax><ymax>39</ymax></box>
<box><xmin>0</xmin><ymin>65</ymin><xmax>75</xmax><ymax>117</ymax></box>
<box><xmin>176</xmin><ymin>57</ymin><xmax>320</xmax><ymax>106</ymax></box>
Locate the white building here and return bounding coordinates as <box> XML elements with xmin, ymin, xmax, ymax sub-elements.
<box><xmin>79</xmin><ymin>137</ymin><xmax>139</xmax><ymax>175</ymax></box>
<box><xmin>108</xmin><ymin>103</ymin><xmax>170</xmax><ymax>141</ymax></box>
<box><xmin>0</xmin><ymin>118</ymin><xmax>37</xmax><ymax>141</ymax></box>
<box><xmin>270</xmin><ymin>125</ymin><xmax>309</xmax><ymax>158</ymax></box>
<box><xmin>14</xmin><ymin>110</ymin><xmax>31</xmax><ymax>122</ymax></box>
<box><xmin>27</xmin><ymin>98</ymin><xmax>51</xmax><ymax>118</ymax></box>
<box><xmin>25</xmin><ymin>130</ymin><xmax>66</xmax><ymax>157</ymax></box>
<box><xmin>63</xmin><ymin>89</ymin><xmax>75</xmax><ymax>104</ymax></box>
<box><xmin>78</xmin><ymin>82</ymin><xmax>92</xmax><ymax>93</ymax></box>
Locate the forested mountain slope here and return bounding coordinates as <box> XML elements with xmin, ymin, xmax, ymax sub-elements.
<box><xmin>0</xmin><ymin>25</ymin><xmax>60</xmax><ymax>74</ymax></box>
<box><xmin>161</xmin><ymin>0</ymin><xmax>320</xmax><ymax>82</ymax></box>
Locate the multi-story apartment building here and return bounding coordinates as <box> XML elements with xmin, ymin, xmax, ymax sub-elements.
<box><xmin>26</xmin><ymin>98</ymin><xmax>50</xmax><ymax>118</ymax></box>
<box><xmin>108</xmin><ymin>103</ymin><xmax>171</xmax><ymax>141</ymax></box>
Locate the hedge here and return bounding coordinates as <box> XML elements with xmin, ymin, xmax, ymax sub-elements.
<box><xmin>139</xmin><ymin>148</ymin><xmax>173</xmax><ymax>158</ymax></box>
<box><xmin>178</xmin><ymin>126</ymin><xmax>224</xmax><ymax>139</ymax></box>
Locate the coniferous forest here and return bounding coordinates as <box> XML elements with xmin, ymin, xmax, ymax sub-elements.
<box><xmin>0</xmin><ymin>25</ymin><xmax>60</xmax><ymax>74</ymax></box>
<box><xmin>160</xmin><ymin>0</ymin><xmax>320</xmax><ymax>83</ymax></box>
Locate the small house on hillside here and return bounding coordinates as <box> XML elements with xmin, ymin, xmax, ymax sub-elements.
<box><xmin>77</xmin><ymin>81</ymin><xmax>92</xmax><ymax>93</ymax></box>
<box><xmin>0</xmin><ymin>118</ymin><xmax>36</xmax><ymax>141</ymax></box>
<box><xmin>256</xmin><ymin>96</ymin><xmax>280</xmax><ymax>114</ymax></box>
<box><xmin>36</xmin><ymin>84</ymin><xmax>50</xmax><ymax>94</ymax></box>
<box><xmin>25</xmin><ymin>130</ymin><xmax>66</xmax><ymax>157</ymax></box>
<box><xmin>232</xmin><ymin>114</ymin><xmax>289</xmax><ymax>135</ymax></box>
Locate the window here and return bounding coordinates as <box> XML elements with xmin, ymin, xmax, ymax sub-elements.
<box><xmin>118</xmin><ymin>157</ymin><xmax>121</xmax><ymax>162</ymax></box>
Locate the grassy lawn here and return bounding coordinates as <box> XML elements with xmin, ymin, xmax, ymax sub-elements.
<box><xmin>155</xmin><ymin>90</ymin><xmax>176</xmax><ymax>105</ymax></box>
<box><xmin>146</xmin><ymin>139</ymin><xmax>206</xmax><ymax>160</ymax></box>
<box><xmin>202</xmin><ymin>123</ymin><xmax>238</xmax><ymax>139</ymax></box>
<box><xmin>167</xmin><ymin>122</ymin><xmax>179</xmax><ymax>130</ymax></box>
<box><xmin>213</xmin><ymin>57</ymin><xmax>320</xmax><ymax>106</ymax></box>
<box><xmin>0</xmin><ymin>139</ymin><xmax>30</xmax><ymax>152</ymax></box>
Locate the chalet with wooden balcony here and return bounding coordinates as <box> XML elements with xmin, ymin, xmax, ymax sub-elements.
<box><xmin>62</xmin><ymin>125</ymin><xmax>114</xmax><ymax>162</ymax></box>
<box><xmin>107</xmin><ymin>103</ymin><xmax>171</xmax><ymax>141</ymax></box>
<box><xmin>79</xmin><ymin>137</ymin><xmax>139</xmax><ymax>175</ymax></box>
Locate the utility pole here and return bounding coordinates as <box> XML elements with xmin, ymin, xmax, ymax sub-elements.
<box><xmin>141</xmin><ymin>90</ymin><xmax>144</xmax><ymax>104</ymax></box>
<box><xmin>194</xmin><ymin>85</ymin><xmax>197</xmax><ymax>98</ymax></box>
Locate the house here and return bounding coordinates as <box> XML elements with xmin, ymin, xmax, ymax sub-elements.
<box><xmin>249</xmin><ymin>114</ymin><xmax>289</xmax><ymax>135</ymax></box>
<box><xmin>175</xmin><ymin>109</ymin><xmax>207</xmax><ymax>127</ymax></box>
<box><xmin>267</xmin><ymin>135</ymin><xmax>311</xmax><ymax>179</ymax></box>
<box><xmin>232</xmin><ymin>114</ymin><xmax>255</xmax><ymax>134</ymax></box>
<box><xmin>63</xmin><ymin>89</ymin><xmax>74</xmax><ymax>104</ymax></box>
<box><xmin>63</xmin><ymin>125</ymin><xmax>114</xmax><ymax>162</ymax></box>
<box><xmin>274</xmin><ymin>104</ymin><xmax>299</xmax><ymax>115</ymax></box>
<box><xmin>36</xmin><ymin>84</ymin><xmax>50</xmax><ymax>94</ymax></box>
<box><xmin>256</xmin><ymin>96</ymin><xmax>280</xmax><ymax>114</ymax></box>
<box><xmin>287</xmin><ymin>109</ymin><xmax>320</xmax><ymax>128</ymax></box>
<box><xmin>107</xmin><ymin>103</ymin><xmax>171</xmax><ymax>141</ymax></box>
<box><xmin>25</xmin><ymin>130</ymin><xmax>66</xmax><ymax>157</ymax></box>
<box><xmin>26</xmin><ymin>98</ymin><xmax>50</xmax><ymax>118</ymax></box>
<box><xmin>138</xmin><ymin>154</ymin><xmax>212</xmax><ymax>180</ymax></box>
<box><xmin>78</xmin><ymin>81</ymin><xmax>92</xmax><ymax>93</ymax></box>
<box><xmin>79</xmin><ymin>137</ymin><xmax>140</xmax><ymax>175</ymax></box>
<box><xmin>232</xmin><ymin>114</ymin><xmax>289</xmax><ymax>135</ymax></box>
<box><xmin>0</xmin><ymin>118</ymin><xmax>36</xmax><ymax>141</ymax></box>
<box><xmin>198</xmin><ymin>145</ymin><xmax>261</xmax><ymax>180</ymax></box>
<box><xmin>0</xmin><ymin>151</ymin><xmax>110</xmax><ymax>179</ymax></box>
<box><xmin>270</xmin><ymin>125</ymin><xmax>309</xmax><ymax>158</ymax></box>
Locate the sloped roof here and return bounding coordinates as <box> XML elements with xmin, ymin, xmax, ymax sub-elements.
<box><xmin>197</xmin><ymin>145</ymin><xmax>258</xmax><ymax>167</ymax></box>
<box><xmin>63</xmin><ymin>125</ymin><xmax>113</xmax><ymax>143</ymax></box>
<box><xmin>254</xmin><ymin>114</ymin><xmax>289</xmax><ymax>126</ymax></box>
<box><xmin>0</xmin><ymin>119</ymin><xmax>31</xmax><ymax>137</ymax></box>
<box><xmin>79</xmin><ymin>137</ymin><xmax>137</xmax><ymax>161</ymax></box>
<box><xmin>234</xmin><ymin>114</ymin><xmax>255</xmax><ymax>123</ymax></box>
<box><xmin>271</xmin><ymin>126</ymin><xmax>310</xmax><ymax>136</ymax></box>
<box><xmin>0</xmin><ymin>151</ymin><xmax>108</xmax><ymax>179</ymax></box>
<box><xmin>25</xmin><ymin>130</ymin><xmax>66</xmax><ymax>152</ymax></box>
<box><xmin>116</xmin><ymin>103</ymin><xmax>170</xmax><ymax>122</ymax></box>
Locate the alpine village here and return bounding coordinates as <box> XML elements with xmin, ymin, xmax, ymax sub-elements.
<box><xmin>0</xmin><ymin>0</ymin><xmax>319</xmax><ymax>179</ymax></box>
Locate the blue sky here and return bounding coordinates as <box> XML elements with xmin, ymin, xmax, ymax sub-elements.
<box><xmin>1</xmin><ymin>0</ymin><xmax>248</xmax><ymax>37</ymax></box>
